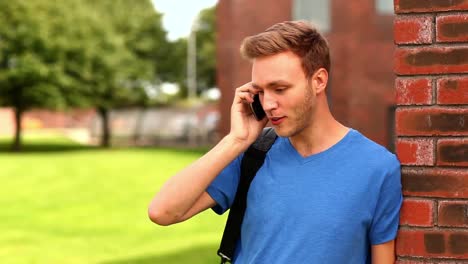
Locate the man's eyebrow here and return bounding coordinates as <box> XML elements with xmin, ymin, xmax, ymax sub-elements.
<box><xmin>252</xmin><ymin>81</ymin><xmax>291</xmax><ymax>89</ymax></box>
<box><xmin>251</xmin><ymin>83</ymin><xmax>262</xmax><ymax>89</ymax></box>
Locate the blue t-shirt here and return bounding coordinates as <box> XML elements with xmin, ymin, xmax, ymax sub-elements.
<box><xmin>207</xmin><ymin>129</ymin><xmax>402</xmax><ymax>264</ymax></box>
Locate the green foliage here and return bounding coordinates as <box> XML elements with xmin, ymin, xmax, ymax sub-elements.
<box><xmin>159</xmin><ymin>38</ymin><xmax>188</xmax><ymax>97</ymax></box>
<box><xmin>0</xmin><ymin>134</ymin><xmax>225</xmax><ymax>263</ymax></box>
<box><xmin>0</xmin><ymin>1</ymin><xmax>73</xmax><ymax>110</ymax></box>
<box><xmin>0</xmin><ymin>0</ymin><xmax>181</xmax><ymax>148</ymax></box>
<box><xmin>80</xmin><ymin>0</ymin><xmax>169</xmax><ymax>108</ymax></box>
<box><xmin>196</xmin><ymin>5</ymin><xmax>217</xmax><ymax>92</ymax></box>
<box><xmin>0</xmin><ymin>0</ymin><xmax>216</xmax><ymax>109</ymax></box>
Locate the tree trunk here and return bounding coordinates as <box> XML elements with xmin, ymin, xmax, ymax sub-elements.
<box><xmin>12</xmin><ymin>107</ymin><xmax>23</xmax><ymax>152</ymax></box>
<box><xmin>11</xmin><ymin>85</ymin><xmax>24</xmax><ymax>152</ymax></box>
<box><xmin>98</xmin><ymin>107</ymin><xmax>111</xmax><ymax>148</ymax></box>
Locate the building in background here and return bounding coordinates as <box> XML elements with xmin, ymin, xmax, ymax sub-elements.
<box><xmin>216</xmin><ymin>0</ymin><xmax>396</xmax><ymax>149</ymax></box>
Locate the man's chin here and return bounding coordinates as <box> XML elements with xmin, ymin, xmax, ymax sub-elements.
<box><xmin>271</xmin><ymin>126</ymin><xmax>293</xmax><ymax>138</ymax></box>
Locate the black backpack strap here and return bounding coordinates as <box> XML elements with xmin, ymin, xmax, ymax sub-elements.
<box><xmin>217</xmin><ymin>127</ymin><xmax>277</xmax><ymax>263</ymax></box>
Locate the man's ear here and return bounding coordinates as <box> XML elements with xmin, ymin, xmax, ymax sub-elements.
<box><xmin>311</xmin><ymin>68</ymin><xmax>328</xmax><ymax>95</ymax></box>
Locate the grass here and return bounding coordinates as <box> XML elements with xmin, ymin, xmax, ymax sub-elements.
<box><xmin>0</xmin><ymin>133</ymin><xmax>226</xmax><ymax>264</ymax></box>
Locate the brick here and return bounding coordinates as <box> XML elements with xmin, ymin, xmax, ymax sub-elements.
<box><xmin>394</xmin><ymin>16</ymin><xmax>433</xmax><ymax>44</ymax></box>
<box><xmin>449</xmin><ymin>233</ymin><xmax>468</xmax><ymax>255</ymax></box>
<box><xmin>402</xmin><ymin>168</ymin><xmax>468</xmax><ymax>198</ymax></box>
<box><xmin>397</xmin><ymin>229</ymin><xmax>468</xmax><ymax>258</ymax></box>
<box><xmin>437</xmin><ymin>77</ymin><xmax>468</xmax><ymax>105</ymax></box>
<box><xmin>395</xmin><ymin>0</ymin><xmax>468</xmax><ymax>13</ymax></box>
<box><xmin>395</xmin><ymin>261</ymin><xmax>455</xmax><ymax>264</ymax></box>
<box><xmin>400</xmin><ymin>199</ymin><xmax>434</xmax><ymax>226</ymax></box>
<box><xmin>397</xmin><ymin>138</ymin><xmax>435</xmax><ymax>165</ymax></box>
<box><xmin>396</xmin><ymin>108</ymin><xmax>468</xmax><ymax>136</ymax></box>
<box><xmin>437</xmin><ymin>139</ymin><xmax>468</xmax><ymax>167</ymax></box>
<box><xmin>437</xmin><ymin>14</ymin><xmax>468</xmax><ymax>43</ymax></box>
<box><xmin>438</xmin><ymin>201</ymin><xmax>468</xmax><ymax>227</ymax></box>
<box><xmin>396</xmin><ymin>78</ymin><xmax>432</xmax><ymax>105</ymax></box>
<box><xmin>395</xmin><ymin>47</ymin><xmax>468</xmax><ymax>75</ymax></box>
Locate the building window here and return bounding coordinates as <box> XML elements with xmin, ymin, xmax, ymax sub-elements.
<box><xmin>376</xmin><ymin>0</ymin><xmax>394</xmax><ymax>14</ymax></box>
<box><xmin>292</xmin><ymin>0</ymin><xmax>330</xmax><ymax>33</ymax></box>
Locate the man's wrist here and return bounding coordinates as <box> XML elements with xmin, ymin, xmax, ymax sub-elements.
<box><xmin>221</xmin><ymin>134</ymin><xmax>250</xmax><ymax>154</ymax></box>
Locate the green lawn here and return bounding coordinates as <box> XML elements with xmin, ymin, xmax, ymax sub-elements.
<box><xmin>0</xmin><ymin>134</ymin><xmax>226</xmax><ymax>264</ymax></box>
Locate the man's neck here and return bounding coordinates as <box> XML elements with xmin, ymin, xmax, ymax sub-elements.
<box><xmin>289</xmin><ymin>107</ymin><xmax>349</xmax><ymax>158</ymax></box>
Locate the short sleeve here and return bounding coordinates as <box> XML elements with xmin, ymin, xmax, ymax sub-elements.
<box><xmin>206</xmin><ymin>154</ymin><xmax>243</xmax><ymax>215</ymax></box>
<box><xmin>369</xmin><ymin>156</ymin><xmax>403</xmax><ymax>245</ymax></box>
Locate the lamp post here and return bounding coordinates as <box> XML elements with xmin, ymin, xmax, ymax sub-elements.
<box><xmin>187</xmin><ymin>16</ymin><xmax>199</xmax><ymax>99</ymax></box>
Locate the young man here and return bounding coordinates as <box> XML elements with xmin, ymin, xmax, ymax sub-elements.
<box><xmin>148</xmin><ymin>21</ymin><xmax>402</xmax><ymax>264</ymax></box>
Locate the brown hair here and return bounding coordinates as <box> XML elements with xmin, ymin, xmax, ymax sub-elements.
<box><xmin>240</xmin><ymin>20</ymin><xmax>331</xmax><ymax>78</ymax></box>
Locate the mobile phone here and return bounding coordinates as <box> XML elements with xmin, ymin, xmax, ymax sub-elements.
<box><xmin>249</xmin><ymin>93</ymin><xmax>266</xmax><ymax>121</ymax></box>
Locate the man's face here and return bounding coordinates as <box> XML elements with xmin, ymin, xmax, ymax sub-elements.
<box><xmin>251</xmin><ymin>51</ymin><xmax>317</xmax><ymax>138</ymax></box>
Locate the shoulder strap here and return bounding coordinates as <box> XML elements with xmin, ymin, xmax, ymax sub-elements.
<box><xmin>217</xmin><ymin>127</ymin><xmax>277</xmax><ymax>263</ymax></box>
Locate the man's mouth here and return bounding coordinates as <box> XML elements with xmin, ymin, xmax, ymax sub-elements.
<box><xmin>270</xmin><ymin>116</ymin><xmax>285</xmax><ymax>125</ymax></box>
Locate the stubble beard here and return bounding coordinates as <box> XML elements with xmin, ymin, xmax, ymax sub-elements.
<box><xmin>281</xmin><ymin>84</ymin><xmax>316</xmax><ymax>138</ymax></box>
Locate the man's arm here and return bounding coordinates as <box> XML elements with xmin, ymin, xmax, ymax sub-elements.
<box><xmin>372</xmin><ymin>240</ymin><xmax>395</xmax><ymax>264</ymax></box>
<box><xmin>148</xmin><ymin>135</ymin><xmax>246</xmax><ymax>226</ymax></box>
<box><xmin>148</xmin><ymin>83</ymin><xmax>267</xmax><ymax>226</ymax></box>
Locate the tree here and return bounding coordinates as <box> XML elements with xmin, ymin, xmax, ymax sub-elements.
<box><xmin>0</xmin><ymin>1</ymin><xmax>85</xmax><ymax>151</ymax></box>
<box><xmin>78</xmin><ymin>0</ymin><xmax>170</xmax><ymax>147</ymax></box>
<box><xmin>0</xmin><ymin>0</ymin><xmax>182</xmax><ymax>149</ymax></box>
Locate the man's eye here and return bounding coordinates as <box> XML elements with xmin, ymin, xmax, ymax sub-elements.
<box><xmin>276</xmin><ymin>88</ymin><xmax>285</xmax><ymax>93</ymax></box>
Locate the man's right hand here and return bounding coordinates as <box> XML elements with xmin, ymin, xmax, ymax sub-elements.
<box><xmin>149</xmin><ymin>83</ymin><xmax>268</xmax><ymax>226</ymax></box>
<box><xmin>228</xmin><ymin>82</ymin><xmax>268</xmax><ymax>150</ymax></box>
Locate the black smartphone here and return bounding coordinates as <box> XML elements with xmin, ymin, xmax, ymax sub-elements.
<box><xmin>249</xmin><ymin>93</ymin><xmax>266</xmax><ymax>121</ymax></box>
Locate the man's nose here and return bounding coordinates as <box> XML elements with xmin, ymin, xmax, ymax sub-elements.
<box><xmin>262</xmin><ymin>93</ymin><xmax>278</xmax><ymax>111</ymax></box>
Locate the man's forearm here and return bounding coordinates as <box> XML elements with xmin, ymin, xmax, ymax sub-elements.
<box><xmin>148</xmin><ymin>135</ymin><xmax>246</xmax><ymax>225</ymax></box>
<box><xmin>372</xmin><ymin>240</ymin><xmax>395</xmax><ymax>264</ymax></box>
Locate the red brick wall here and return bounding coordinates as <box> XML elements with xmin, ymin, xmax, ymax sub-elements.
<box><xmin>0</xmin><ymin>108</ymin><xmax>95</xmax><ymax>135</ymax></box>
<box><xmin>23</xmin><ymin>109</ymin><xmax>95</xmax><ymax>129</ymax></box>
<box><xmin>394</xmin><ymin>0</ymin><xmax>468</xmax><ymax>262</ymax></box>
<box><xmin>0</xmin><ymin>108</ymin><xmax>14</xmax><ymax>135</ymax></box>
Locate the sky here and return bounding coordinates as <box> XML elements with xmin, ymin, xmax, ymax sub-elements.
<box><xmin>151</xmin><ymin>0</ymin><xmax>218</xmax><ymax>41</ymax></box>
